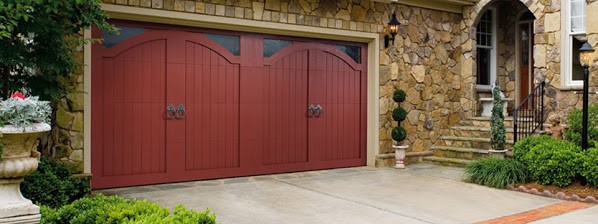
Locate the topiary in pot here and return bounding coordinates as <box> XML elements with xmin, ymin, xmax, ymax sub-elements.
<box><xmin>393</xmin><ymin>89</ymin><xmax>406</xmax><ymax>103</ymax></box>
<box><xmin>391</xmin><ymin>126</ymin><xmax>407</xmax><ymax>143</ymax></box>
<box><xmin>392</xmin><ymin>108</ymin><xmax>407</xmax><ymax>122</ymax></box>
<box><xmin>490</xmin><ymin>83</ymin><xmax>506</xmax><ymax>153</ymax></box>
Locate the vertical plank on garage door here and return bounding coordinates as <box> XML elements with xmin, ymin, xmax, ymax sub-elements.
<box><xmin>185</xmin><ymin>41</ymin><xmax>196</xmax><ymax>171</ymax></box>
<box><xmin>122</xmin><ymin>48</ymin><xmax>133</xmax><ymax>175</ymax></box>
<box><xmin>113</xmin><ymin>53</ymin><xmax>124</xmax><ymax>176</ymax></box>
<box><xmin>131</xmin><ymin>44</ymin><xmax>142</xmax><ymax>174</ymax></box>
<box><xmin>140</xmin><ymin>42</ymin><xmax>153</xmax><ymax>174</ymax></box>
<box><xmin>152</xmin><ymin>40</ymin><xmax>167</xmax><ymax>173</ymax></box>
<box><xmin>184</xmin><ymin>40</ymin><xmax>240</xmax><ymax>171</ymax></box>
<box><xmin>262</xmin><ymin>50</ymin><xmax>309</xmax><ymax>165</ymax></box>
<box><xmin>101</xmin><ymin>58</ymin><xmax>114</xmax><ymax>177</ymax></box>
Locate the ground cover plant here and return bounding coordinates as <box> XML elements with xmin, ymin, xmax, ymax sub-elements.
<box><xmin>469</xmin><ymin>134</ymin><xmax>598</xmax><ymax>198</ymax></box>
<box><xmin>41</xmin><ymin>194</ymin><xmax>216</xmax><ymax>224</ymax></box>
<box><xmin>464</xmin><ymin>157</ymin><xmax>530</xmax><ymax>189</ymax></box>
<box><xmin>21</xmin><ymin>157</ymin><xmax>90</xmax><ymax>208</ymax></box>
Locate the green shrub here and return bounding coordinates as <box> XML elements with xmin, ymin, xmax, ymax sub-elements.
<box><xmin>393</xmin><ymin>89</ymin><xmax>406</xmax><ymax>103</ymax></box>
<box><xmin>464</xmin><ymin>158</ymin><xmax>530</xmax><ymax>189</ymax></box>
<box><xmin>565</xmin><ymin>104</ymin><xmax>598</xmax><ymax>148</ymax></box>
<box><xmin>581</xmin><ymin>148</ymin><xmax>598</xmax><ymax>187</ymax></box>
<box><xmin>21</xmin><ymin>157</ymin><xmax>90</xmax><ymax>208</ymax></box>
<box><xmin>392</xmin><ymin>108</ymin><xmax>407</xmax><ymax>122</ymax></box>
<box><xmin>41</xmin><ymin>194</ymin><xmax>216</xmax><ymax>224</ymax></box>
<box><xmin>512</xmin><ymin>135</ymin><xmax>554</xmax><ymax>166</ymax></box>
<box><xmin>391</xmin><ymin>126</ymin><xmax>407</xmax><ymax>142</ymax></box>
<box><xmin>524</xmin><ymin>140</ymin><xmax>582</xmax><ymax>187</ymax></box>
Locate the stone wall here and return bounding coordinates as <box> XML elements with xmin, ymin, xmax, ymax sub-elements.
<box><xmin>378</xmin><ymin>5</ymin><xmax>464</xmax><ymax>165</ymax></box>
<box><xmin>47</xmin><ymin>50</ymin><xmax>85</xmax><ymax>173</ymax></box>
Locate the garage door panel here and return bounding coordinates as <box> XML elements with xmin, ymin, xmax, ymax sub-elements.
<box><xmin>310</xmin><ymin>49</ymin><xmax>363</xmax><ymax>162</ymax></box>
<box><xmin>184</xmin><ymin>41</ymin><xmax>240</xmax><ymax>171</ymax></box>
<box><xmin>262</xmin><ymin>51</ymin><xmax>309</xmax><ymax>165</ymax></box>
<box><xmin>93</xmin><ymin>37</ymin><xmax>168</xmax><ymax>180</ymax></box>
<box><xmin>92</xmin><ymin>23</ymin><xmax>366</xmax><ymax>188</ymax></box>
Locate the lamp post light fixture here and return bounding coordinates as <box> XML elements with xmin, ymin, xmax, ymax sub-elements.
<box><xmin>579</xmin><ymin>41</ymin><xmax>594</xmax><ymax>150</ymax></box>
<box><xmin>384</xmin><ymin>13</ymin><xmax>401</xmax><ymax>48</ymax></box>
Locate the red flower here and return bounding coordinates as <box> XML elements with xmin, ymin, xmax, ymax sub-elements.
<box><xmin>11</xmin><ymin>92</ymin><xmax>25</xmax><ymax>100</ymax></box>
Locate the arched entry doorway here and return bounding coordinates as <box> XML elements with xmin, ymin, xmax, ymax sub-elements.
<box><xmin>473</xmin><ymin>0</ymin><xmax>536</xmax><ymax>115</ymax></box>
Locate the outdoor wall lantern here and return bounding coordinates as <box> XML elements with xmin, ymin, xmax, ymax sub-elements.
<box><xmin>579</xmin><ymin>41</ymin><xmax>594</xmax><ymax>150</ymax></box>
<box><xmin>384</xmin><ymin>13</ymin><xmax>401</xmax><ymax>48</ymax></box>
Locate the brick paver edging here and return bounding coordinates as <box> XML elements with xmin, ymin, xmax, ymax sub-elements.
<box><xmin>475</xmin><ymin>201</ymin><xmax>594</xmax><ymax>224</ymax></box>
<box><xmin>506</xmin><ymin>184</ymin><xmax>597</xmax><ymax>203</ymax></box>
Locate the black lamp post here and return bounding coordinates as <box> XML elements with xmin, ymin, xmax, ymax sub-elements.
<box><xmin>579</xmin><ymin>41</ymin><xmax>594</xmax><ymax>150</ymax></box>
<box><xmin>384</xmin><ymin>13</ymin><xmax>401</xmax><ymax>48</ymax></box>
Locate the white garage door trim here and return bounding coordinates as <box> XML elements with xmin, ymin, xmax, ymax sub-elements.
<box><xmin>83</xmin><ymin>3</ymin><xmax>380</xmax><ymax>174</ymax></box>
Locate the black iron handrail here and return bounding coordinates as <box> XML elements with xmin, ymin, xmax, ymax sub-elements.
<box><xmin>513</xmin><ymin>81</ymin><xmax>545</xmax><ymax>143</ymax></box>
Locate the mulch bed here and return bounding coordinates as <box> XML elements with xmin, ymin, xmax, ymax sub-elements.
<box><xmin>507</xmin><ymin>182</ymin><xmax>598</xmax><ymax>203</ymax></box>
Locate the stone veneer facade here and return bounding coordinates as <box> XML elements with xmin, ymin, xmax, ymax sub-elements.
<box><xmin>45</xmin><ymin>49</ymin><xmax>85</xmax><ymax>173</ymax></box>
<box><xmin>47</xmin><ymin>0</ymin><xmax>598</xmax><ymax>172</ymax></box>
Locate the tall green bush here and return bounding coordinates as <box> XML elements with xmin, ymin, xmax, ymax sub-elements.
<box><xmin>512</xmin><ymin>135</ymin><xmax>554</xmax><ymax>166</ymax></box>
<box><xmin>565</xmin><ymin>104</ymin><xmax>598</xmax><ymax>148</ymax></box>
<box><xmin>581</xmin><ymin>148</ymin><xmax>598</xmax><ymax>187</ymax></box>
<box><xmin>0</xmin><ymin>0</ymin><xmax>114</xmax><ymax>101</ymax></box>
<box><xmin>464</xmin><ymin>158</ymin><xmax>530</xmax><ymax>189</ymax></box>
<box><xmin>41</xmin><ymin>195</ymin><xmax>216</xmax><ymax>224</ymax></box>
<box><xmin>491</xmin><ymin>84</ymin><xmax>506</xmax><ymax>150</ymax></box>
<box><xmin>21</xmin><ymin>157</ymin><xmax>90</xmax><ymax>208</ymax></box>
<box><xmin>524</xmin><ymin>140</ymin><xmax>582</xmax><ymax>187</ymax></box>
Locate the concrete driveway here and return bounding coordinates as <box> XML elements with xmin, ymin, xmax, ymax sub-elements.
<box><xmin>97</xmin><ymin>164</ymin><xmax>595</xmax><ymax>224</ymax></box>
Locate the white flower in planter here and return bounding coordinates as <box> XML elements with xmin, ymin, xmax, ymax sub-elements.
<box><xmin>0</xmin><ymin>92</ymin><xmax>52</xmax><ymax>223</ymax></box>
<box><xmin>0</xmin><ymin>92</ymin><xmax>52</xmax><ymax>129</ymax></box>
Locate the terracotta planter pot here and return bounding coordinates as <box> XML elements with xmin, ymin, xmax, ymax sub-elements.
<box><xmin>0</xmin><ymin>123</ymin><xmax>50</xmax><ymax>223</ymax></box>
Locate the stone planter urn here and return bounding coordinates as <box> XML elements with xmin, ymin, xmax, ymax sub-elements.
<box><xmin>392</xmin><ymin>144</ymin><xmax>408</xmax><ymax>169</ymax></box>
<box><xmin>488</xmin><ymin>149</ymin><xmax>507</xmax><ymax>159</ymax></box>
<box><xmin>0</xmin><ymin>123</ymin><xmax>51</xmax><ymax>224</ymax></box>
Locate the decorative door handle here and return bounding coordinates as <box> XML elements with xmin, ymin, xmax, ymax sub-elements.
<box><xmin>175</xmin><ymin>104</ymin><xmax>186</xmax><ymax>119</ymax></box>
<box><xmin>314</xmin><ymin>104</ymin><xmax>323</xmax><ymax>117</ymax></box>
<box><xmin>307</xmin><ymin>104</ymin><xmax>316</xmax><ymax>117</ymax></box>
<box><xmin>166</xmin><ymin>104</ymin><xmax>176</xmax><ymax>120</ymax></box>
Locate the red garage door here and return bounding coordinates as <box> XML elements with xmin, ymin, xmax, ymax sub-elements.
<box><xmin>91</xmin><ymin>21</ymin><xmax>367</xmax><ymax>189</ymax></box>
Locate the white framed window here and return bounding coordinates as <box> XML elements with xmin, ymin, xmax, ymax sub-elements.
<box><xmin>476</xmin><ymin>8</ymin><xmax>497</xmax><ymax>90</ymax></box>
<box><xmin>562</xmin><ymin>0</ymin><xmax>586</xmax><ymax>88</ymax></box>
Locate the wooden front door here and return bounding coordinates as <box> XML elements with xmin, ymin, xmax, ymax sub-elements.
<box><xmin>518</xmin><ymin>21</ymin><xmax>534</xmax><ymax>106</ymax></box>
<box><xmin>91</xmin><ymin>21</ymin><xmax>367</xmax><ymax>189</ymax></box>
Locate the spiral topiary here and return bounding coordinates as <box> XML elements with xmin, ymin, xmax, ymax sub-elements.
<box><xmin>393</xmin><ymin>89</ymin><xmax>406</xmax><ymax>103</ymax></box>
<box><xmin>392</xmin><ymin>108</ymin><xmax>407</xmax><ymax>122</ymax></box>
<box><xmin>391</xmin><ymin>126</ymin><xmax>407</xmax><ymax>142</ymax></box>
